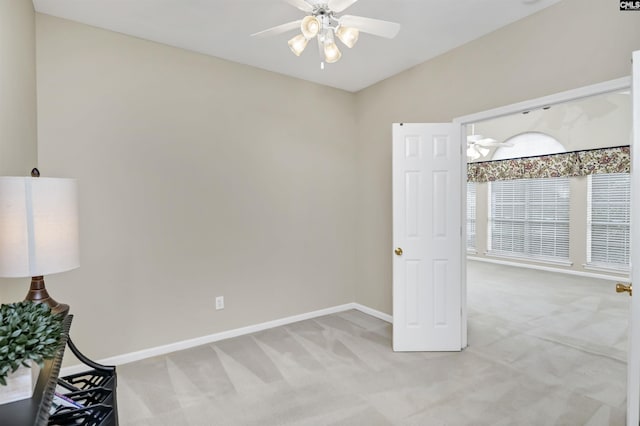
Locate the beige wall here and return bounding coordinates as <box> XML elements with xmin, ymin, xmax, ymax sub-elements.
<box><xmin>0</xmin><ymin>0</ymin><xmax>38</xmax><ymax>302</ymax></box>
<box><xmin>33</xmin><ymin>14</ymin><xmax>358</xmax><ymax>360</ymax></box>
<box><xmin>3</xmin><ymin>0</ymin><xmax>639</xmax><ymax>361</ymax></box>
<box><xmin>354</xmin><ymin>0</ymin><xmax>640</xmax><ymax>313</ymax></box>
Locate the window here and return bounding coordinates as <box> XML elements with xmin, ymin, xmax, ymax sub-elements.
<box><xmin>492</xmin><ymin>132</ymin><xmax>566</xmax><ymax>160</ymax></box>
<box><xmin>588</xmin><ymin>173</ymin><xmax>630</xmax><ymax>269</ymax></box>
<box><xmin>489</xmin><ymin>177</ymin><xmax>570</xmax><ymax>262</ymax></box>
<box><xmin>467</xmin><ymin>182</ymin><xmax>476</xmax><ymax>251</ymax></box>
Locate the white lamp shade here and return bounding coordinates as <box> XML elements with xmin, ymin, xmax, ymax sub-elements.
<box><xmin>336</xmin><ymin>26</ymin><xmax>359</xmax><ymax>48</ymax></box>
<box><xmin>288</xmin><ymin>34</ymin><xmax>309</xmax><ymax>56</ymax></box>
<box><xmin>324</xmin><ymin>40</ymin><xmax>342</xmax><ymax>63</ymax></box>
<box><xmin>0</xmin><ymin>177</ymin><xmax>79</xmax><ymax>278</ymax></box>
<box><xmin>300</xmin><ymin>15</ymin><xmax>320</xmax><ymax>39</ymax></box>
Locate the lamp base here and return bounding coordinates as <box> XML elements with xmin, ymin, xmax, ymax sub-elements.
<box><xmin>24</xmin><ymin>276</ymin><xmax>69</xmax><ymax>317</ymax></box>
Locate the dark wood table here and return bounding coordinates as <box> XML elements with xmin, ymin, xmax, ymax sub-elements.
<box><xmin>0</xmin><ymin>315</ymin><xmax>72</xmax><ymax>426</ymax></box>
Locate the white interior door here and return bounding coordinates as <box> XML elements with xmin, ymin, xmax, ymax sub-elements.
<box><xmin>628</xmin><ymin>49</ymin><xmax>640</xmax><ymax>426</ymax></box>
<box><xmin>392</xmin><ymin>123</ymin><xmax>463</xmax><ymax>352</ymax></box>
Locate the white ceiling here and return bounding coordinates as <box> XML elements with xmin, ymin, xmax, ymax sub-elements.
<box><xmin>32</xmin><ymin>0</ymin><xmax>562</xmax><ymax>92</ymax></box>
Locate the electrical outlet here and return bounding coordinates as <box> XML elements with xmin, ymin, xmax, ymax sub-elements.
<box><xmin>215</xmin><ymin>296</ymin><xmax>224</xmax><ymax>310</ymax></box>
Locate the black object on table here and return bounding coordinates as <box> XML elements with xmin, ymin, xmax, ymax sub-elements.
<box><xmin>0</xmin><ymin>315</ymin><xmax>119</xmax><ymax>426</ymax></box>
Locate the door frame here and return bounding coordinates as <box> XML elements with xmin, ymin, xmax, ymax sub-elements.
<box><xmin>452</xmin><ymin>76</ymin><xmax>631</xmax><ymax>349</ymax></box>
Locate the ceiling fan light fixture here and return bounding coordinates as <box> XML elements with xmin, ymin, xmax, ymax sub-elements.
<box><xmin>301</xmin><ymin>15</ymin><xmax>320</xmax><ymax>39</ymax></box>
<box><xmin>324</xmin><ymin>40</ymin><xmax>342</xmax><ymax>63</ymax></box>
<box><xmin>336</xmin><ymin>26</ymin><xmax>359</xmax><ymax>48</ymax></box>
<box><xmin>288</xmin><ymin>33</ymin><xmax>309</xmax><ymax>56</ymax></box>
<box><xmin>251</xmin><ymin>0</ymin><xmax>401</xmax><ymax>67</ymax></box>
<box><xmin>467</xmin><ymin>146</ymin><xmax>481</xmax><ymax>161</ymax></box>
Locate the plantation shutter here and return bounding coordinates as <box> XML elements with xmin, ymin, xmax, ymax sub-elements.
<box><xmin>588</xmin><ymin>173</ymin><xmax>630</xmax><ymax>269</ymax></box>
<box><xmin>489</xmin><ymin>177</ymin><xmax>570</xmax><ymax>262</ymax></box>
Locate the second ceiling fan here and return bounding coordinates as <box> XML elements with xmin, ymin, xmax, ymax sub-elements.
<box><xmin>466</xmin><ymin>125</ymin><xmax>513</xmax><ymax>161</ymax></box>
<box><xmin>252</xmin><ymin>0</ymin><xmax>401</xmax><ymax>68</ymax></box>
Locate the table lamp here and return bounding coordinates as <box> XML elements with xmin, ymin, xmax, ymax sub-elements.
<box><xmin>0</xmin><ymin>169</ymin><xmax>79</xmax><ymax>316</ymax></box>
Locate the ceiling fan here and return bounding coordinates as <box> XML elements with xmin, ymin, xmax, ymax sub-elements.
<box><xmin>466</xmin><ymin>125</ymin><xmax>512</xmax><ymax>161</ymax></box>
<box><xmin>251</xmin><ymin>0</ymin><xmax>401</xmax><ymax>68</ymax></box>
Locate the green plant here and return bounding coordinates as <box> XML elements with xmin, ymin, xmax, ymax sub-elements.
<box><xmin>0</xmin><ymin>302</ymin><xmax>64</xmax><ymax>386</ymax></box>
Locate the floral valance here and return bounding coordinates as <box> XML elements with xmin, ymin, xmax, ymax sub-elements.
<box><xmin>467</xmin><ymin>146</ymin><xmax>630</xmax><ymax>183</ymax></box>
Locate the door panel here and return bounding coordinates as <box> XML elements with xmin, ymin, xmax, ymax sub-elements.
<box><xmin>392</xmin><ymin>123</ymin><xmax>462</xmax><ymax>352</ymax></box>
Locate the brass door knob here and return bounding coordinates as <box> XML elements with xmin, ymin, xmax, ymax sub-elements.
<box><xmin>616</xmin><ymin>283</ymin><xmax>632</xmax><ymax>296</ymax></box>
<box><xmin>394</xmin><ymin>247</ymin><xmax>403</xmax><ymax>256</ymax></box>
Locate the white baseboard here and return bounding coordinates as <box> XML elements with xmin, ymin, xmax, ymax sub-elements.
<box><xmin>61</xmin><ymin>302</ymin><xmax>392</xmax><ymax>376</ymax></box>
<box><xmin>352</xmin><ymin>303</ymin><xmax>392</xmax><ymax>323</ymax></box>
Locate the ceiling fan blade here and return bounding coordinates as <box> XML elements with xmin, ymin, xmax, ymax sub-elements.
<box><xmin>489</xmin><ymin>143</ymin><xmax>514</xmax><ymax>150</ymax></box>
<box><xmin>328</xmin><ymin>0</ymin><xmax>359</xmax><ymax>13</ymax></box>
<box><xmin>477</xmin><ymin>145</ymin><xmax>491</xmax><ymax>157</ymax></box>
<box><xmin>284</xmin><ymin>0</ymin><xmax>313</xmax><ymax>13</ymax></box>
<box><xmin>339</xmin><ymin>15</ymin><xmax>400</xmax><ymax>39</ymax></box>
<box><xmin>251</xmin><ymin>20</ymin><xmax>302</xmax><ymax>38</ymax></box>
<box><xmin>474</xmin><ymin>138</ymin><xmax>498</xmax><ymax>146</ymax></box>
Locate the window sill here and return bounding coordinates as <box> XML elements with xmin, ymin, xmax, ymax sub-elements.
<box><xmin>583</xmin><ymin>263</ymin><xmax>629</xmax><ymax>274</ymax></box>
<box><xmin>485</xmin><ymin>252</ymin><xmax>573</xmax><ymax>267</ymax></box>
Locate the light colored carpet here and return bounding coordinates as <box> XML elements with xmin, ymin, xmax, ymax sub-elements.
<box><xmin>117</xmin><ymin>261</ymin><xmax>628</xmax><ymax>425</ymax></box>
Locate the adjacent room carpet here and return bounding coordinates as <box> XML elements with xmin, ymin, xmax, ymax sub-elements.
<box><xmin>117</xmin><ymin>261</ymin><xmax>627</xmax><ymax>425</ymax></box>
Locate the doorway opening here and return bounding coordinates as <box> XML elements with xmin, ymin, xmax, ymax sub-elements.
<box><xmin>458</xmin><ymin>80</ymin><xmax>632</xmax><ymax>420</ymax></box>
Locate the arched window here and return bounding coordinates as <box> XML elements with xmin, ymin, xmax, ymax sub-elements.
<box><xmin>492</xmin><ymin>132</ymin><xmax>566</xmax><ymax>160</ymax></box>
